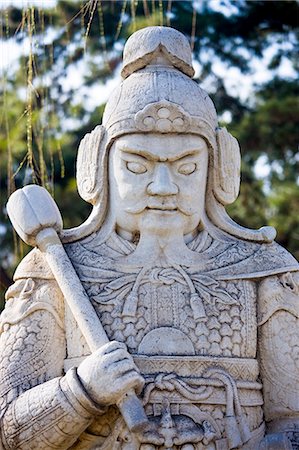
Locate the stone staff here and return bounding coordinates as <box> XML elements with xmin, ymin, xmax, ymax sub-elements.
<box><xmin>6</xmin><ymin>184</ymin><xmax>148</xmax><ymax>434</ymax></box>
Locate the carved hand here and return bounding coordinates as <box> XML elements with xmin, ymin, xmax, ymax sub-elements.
<box><xmin>7</xmin><ymin>185</ymin><xmax>149</xmax><ymax>433</ymax></box>
<box><xmin>77</xmin><ymin>341</ymin><xmax>145</xmax><ymax>406</ymax></box>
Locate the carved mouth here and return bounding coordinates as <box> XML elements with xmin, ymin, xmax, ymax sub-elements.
<box><xmin>147</xmin><ymin>207</ymin><xmax>178</xmax><ymax>213</ymax></box>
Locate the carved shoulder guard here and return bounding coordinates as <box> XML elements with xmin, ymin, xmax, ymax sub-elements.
<box><xmin>0</xmin><ymin>275</ymin><xmax>65</xmax><ymax>416</ymax></box>
<box><xmin>0</xmin><ymin>273</ymin><xmax>107</xmax><ymax>449</ymax></box>
<box><xmin>13</xmin><ymin>248</ymin><xmax>54</xmax><ymax>281</ymax></box>
<box><xmin>258</xmin><ymin>272</ymin><xmax>299</xmax><ymax>426</ymax></box>
<box><xmin>0</xmin><ymin>247</ymin><xmax>61</xmax><ymax>407</ymax></box>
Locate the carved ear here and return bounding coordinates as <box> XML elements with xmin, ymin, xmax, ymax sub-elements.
<box><xmin>213</xmin><ymin>127</ymin><xmax>241</xmax><ymax>205</ymax></box>
<box><xmin>76</xmin><ymin>125</ymin><xmax>107</xmax><ymax>205</ymax></box>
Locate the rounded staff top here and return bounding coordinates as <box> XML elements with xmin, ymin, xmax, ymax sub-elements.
<box><xmin>7</xmin><ymin>185</ymin><xmax>63</xmax><ymax>247</ymax></box>
<box><xmin>121</xmin><ymin>26</ymin><xmax>195</xmax><ymax>79</ymax></box>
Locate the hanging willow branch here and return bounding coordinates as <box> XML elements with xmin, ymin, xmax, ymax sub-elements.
<box><xmin>115</xmin><ymin>0</ymin><xmax>127</xmax><ymax>41</ymax></box>
<box><xmin>159</xmin><ymin>0</ymin><xmax>163</xmax><ymax>26</ymax></box>
<box><xmin>131</xmin><ymin>0</ymin><xmax>137</xmax><ymax>32</ymax></box>
<box><xmin>84</xmin><ymin>0</ymin><xmax>97</xmax><ymax>52</ymax></box>
<box><xmin>191</xmin><ymin>3</ymin><xmax>197</xmax><ymax>51</ymax></box>
<box><xmin>166</xmin><ymin>0</ymin><xmax>172</xmax><ymax>26</ymax></box>
<box><xmin>26</xmin><ymin>7</ymin><xmax>35</xmax><ymax>182</ymax></box>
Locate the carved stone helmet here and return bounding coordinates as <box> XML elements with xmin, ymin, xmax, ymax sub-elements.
<box><xmin>103</xmin><ymin>27</ymin><xmax>218</xmax><ymax>143</ymax></box>
<box><xmin>67</xmin><ymin>26</ymin><xmax>274</xmax><ymax>244</ymax></box>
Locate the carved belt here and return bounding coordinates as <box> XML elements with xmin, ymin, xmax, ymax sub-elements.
<box><xmin>65</xmin><ymin>355</ymin><xmax>263</xmax><ymax>449</ymax></box>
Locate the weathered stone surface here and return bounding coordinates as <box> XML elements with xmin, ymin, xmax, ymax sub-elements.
<box><xmin>1</xmin><ymin>26</ymin><xmax>298</xmax><ymax>450</ymax></box>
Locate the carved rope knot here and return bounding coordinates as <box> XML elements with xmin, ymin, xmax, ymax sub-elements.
<box><xmin>135</xmin><ymin>100</ymin><xmax>191</xmax><ymax>133</ymax></box>
<box><xmin>149</xmin><ymin>267</ymin><xmax>178</xmax><ymax>285</ymax></box>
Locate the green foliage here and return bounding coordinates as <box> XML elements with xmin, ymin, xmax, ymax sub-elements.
<box><xmin>268</xmin><ymin>183</ymin><xmax>299</xmax><ymax>260</ymax></box>
<box><xmin>0</xmin><ymin>0</ymin><xmax>298</xmax><ymax>302</ymax></box>
<box><xmin>235</xmin><ymin>78</ymin><xmax>299</xmax><ymax>167</ymax></box>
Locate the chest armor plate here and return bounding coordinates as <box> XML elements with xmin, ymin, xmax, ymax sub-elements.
<box><xmin>62</xmin><ymin>228</ymin><xmax>276</xmax><ymax>449</ymax></box>
<box><xmin>65</xmin><ymin>274</ymin><xmax>257</xmax><ymax>361</ymax></box>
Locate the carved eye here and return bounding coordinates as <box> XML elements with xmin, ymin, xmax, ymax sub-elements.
<box><xmin>126</xmin><ymin>161</ymin><xmax>147</xmax><ymax>174</ymax></box>
<box><xmin>178</xmin><ymin>162</ymin><xmax>196</xmax><ymax>175</ymax></box>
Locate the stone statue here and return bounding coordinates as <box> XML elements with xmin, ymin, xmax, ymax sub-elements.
<box><xmin>0</xmin><ymin>26</ymin><xmax>298</xmax><ymax>450</ymax></box>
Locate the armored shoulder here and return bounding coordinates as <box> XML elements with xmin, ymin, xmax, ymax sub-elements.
<box><xmin>0</xmin><ymin>250</ymin><xmax>66</xmax><ymax>417</ymax></box>
<box><xmin>257</xmin><ymin>270</ymin><xmax>299</xmax><ymax>436</ymax></box>
<box><xmin>13</xmin><ymin>247</ymin><xmax>54</xmax><ymax>281</ymax></box>
<box><xmin>1</xmin><ymin>248</ymin><xmax>63</xmax><ymax>333</ymax></box>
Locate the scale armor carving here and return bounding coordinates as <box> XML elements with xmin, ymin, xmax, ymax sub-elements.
<box><xmin>1</xmin><ymin>25</ymin><xmax>299</xmax><ymax>450</ymax></box>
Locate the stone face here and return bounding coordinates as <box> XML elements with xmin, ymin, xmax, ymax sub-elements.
<box><xmin>1</xmin><ymin>26</ymin><xmax>299</xmax><ymax>450</ymax></box>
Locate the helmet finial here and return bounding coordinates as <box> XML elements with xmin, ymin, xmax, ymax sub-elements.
<box><xmin>121</xmin><ymin>26</ymin><xmax>195</xmax><ymax>79</ymax></box>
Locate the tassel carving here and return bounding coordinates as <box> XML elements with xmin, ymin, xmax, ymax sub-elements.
<box><xmin>190</xmin><ymin>293</ymin><xmax>206</xmax><ymax>321</ymax></box>
<box><xmin>122</xmin><ymin>292</ymin><xmax>138</xmax><ymax>317</ymax></box>
<box><xmin>225</xmin><ymin>415</ymin><xmax>242</xmax><ymax>449</ymax></box>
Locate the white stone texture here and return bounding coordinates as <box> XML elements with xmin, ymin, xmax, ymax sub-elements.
<box><xmin>1</xmin><ymin>26</ymin><xmax>299</xmax><ymax>450</ymax></box>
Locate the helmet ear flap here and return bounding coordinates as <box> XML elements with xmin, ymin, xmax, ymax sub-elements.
<box><xmin>213</xmin><ymin>127</ymin><xmax>241</xmax><ymax>205</ymax></box>
<box><xmin>76</xmin><ymin>125</ymin><xmax>107</xmax><ymax>205</ymax></box>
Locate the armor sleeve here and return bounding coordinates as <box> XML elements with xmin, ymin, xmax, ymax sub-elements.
<box><xmin>0</xmin><ymin>276</ymin><xmax>105</xmax><ymax>449</ymax></box>
<box><xmin>258</xmin><ymin>271</ymin><xmax>299</xmax><ymax>446</ymax></box>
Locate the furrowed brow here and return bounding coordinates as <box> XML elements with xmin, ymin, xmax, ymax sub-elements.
<box><xmin>119</xmin><ymin>147</ymin><xmax>158</xmax><ymax>161</ymax></box>
<box><xmin>168</xmin><ymin>149</ymin><xmax>199</xmax><ymax>162</ymax></box>
<box><xmin>119</xmin><ymin>146</ymin><xmax>200</xmax><ymax>162</ymax></box>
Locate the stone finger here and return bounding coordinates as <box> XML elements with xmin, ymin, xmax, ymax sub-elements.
<box><xmin>108</xmin><ymin>358</ymin><xmax>140</xmax><ymax>375</ymax></box>
<box><xmin>102</xmin><ymin>341</ymin><xmax>127</xmax><ymax>355</ymax></box>
<box><xmin>102</xmin><ymin>348</ymin><xmax>134</xmax><ymax>365</ymax></box>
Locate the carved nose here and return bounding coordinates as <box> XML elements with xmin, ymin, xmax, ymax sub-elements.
<box><xmin>147</xmin><ymin>164</ymin><xmax>178</xmax><ymax>196</ymax></box>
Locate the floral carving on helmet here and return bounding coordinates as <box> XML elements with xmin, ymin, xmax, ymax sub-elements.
<box><xmin>135</xmin><ymin>100</ymin><xmax>191</xmax><ymax>133</ymax></box>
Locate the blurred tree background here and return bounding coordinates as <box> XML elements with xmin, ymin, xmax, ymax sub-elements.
<box><xmin>0</xmin><ymin>0</ymin><xmax>298</xmax><ymax>308</ymax></box>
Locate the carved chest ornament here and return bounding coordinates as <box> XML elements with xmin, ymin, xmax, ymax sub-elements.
<box><xmin>119</xmin><ymin>263</ymin><xmax>237</xmax><ymax>324</ymax></box>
